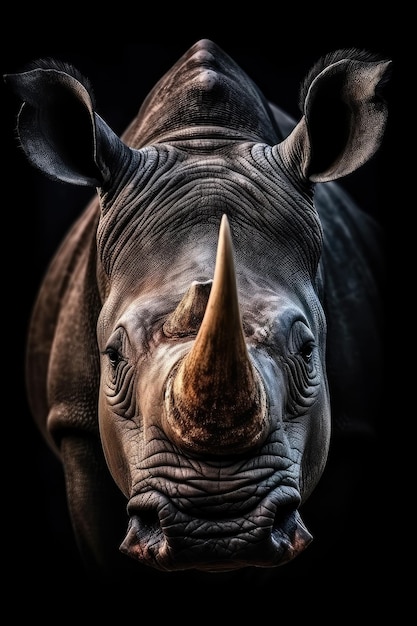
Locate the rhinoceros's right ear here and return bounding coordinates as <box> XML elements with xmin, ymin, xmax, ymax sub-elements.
<box><xmin>4</xmin><ymin>67</ymin><xmax>129</xmax><ymax>187</ymax></box>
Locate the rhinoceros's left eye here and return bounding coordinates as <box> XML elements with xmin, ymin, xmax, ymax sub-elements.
<box><xmin>285</xmin><ymin>321</ymin><xmax>320</xmax><ymax>418</ymax></box>
<box><xmin>288</xmin><ymin>320</ymin><xmax>315</xmax><ymax>357</ymax></box>
<box><xmin>300</xmin><ymin>342</ymin><xmax>314</xmax><ymax>363</ymax></box>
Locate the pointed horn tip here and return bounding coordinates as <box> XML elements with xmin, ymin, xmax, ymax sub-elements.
<box><xmin>220</xmin><ymin>213</ymin><xmax>230</xmax><ymax>236</ymax></box>
<box><xmin>216</xmin><ymin>213</ymin><xmax>234</xmax><ymax>271</ymax></box>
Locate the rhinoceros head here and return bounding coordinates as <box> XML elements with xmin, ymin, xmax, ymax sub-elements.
<box><xmin>5</xmin><ymin>39</ymin><xmax>390</xmax><ymax>573</ymax></box>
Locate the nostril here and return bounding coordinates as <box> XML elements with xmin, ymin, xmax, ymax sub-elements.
<box><xmin>271</xmin><ymin>507</ymin><xmax>313</xmax><ymax>556</ymax></box>
<box><xmin>125</xmin><ymin>494</ymin><xmax>165</xmax><ymax>543</ymax></box>
<box><xmin>272</xmin><ymin>504</ymin><xmax>293</xmax><ymax>530</ymax></box>
<box><xmin>138</xmin><ymin>508</ymin><xmax>160</xmax><ymax>532</ymax></box>
<box><xmin>120</xmin><ymin>508</ymin><xmax>164</xmax><ymax>561</ymax></box>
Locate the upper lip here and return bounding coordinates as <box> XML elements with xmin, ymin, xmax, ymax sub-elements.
<box><xmin>121</xmin><ymin>487</ymin><xmax>311</xmax><ymax>571</ymax></box>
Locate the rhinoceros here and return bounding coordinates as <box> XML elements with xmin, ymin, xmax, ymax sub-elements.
<box><xmin>6</xmin><ymin>39</ymin><xmax>389</xmax><ymax>586</ymax></box>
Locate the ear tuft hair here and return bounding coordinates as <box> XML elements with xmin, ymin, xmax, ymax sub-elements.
<box><xmin>298</xmin><ymin>48</ymin><xmax>390</xmax><ymax>112</ymax></box>
<box><xmin>24</xmin><ymin>57</ymin><xmax>96</xmax><ymax>108</ymax></box>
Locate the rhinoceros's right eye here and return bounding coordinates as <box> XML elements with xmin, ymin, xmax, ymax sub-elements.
<box><xmin>104</xmin><ymin>348</ymin><xmax>122</xmax><ymax>369</ymax></box>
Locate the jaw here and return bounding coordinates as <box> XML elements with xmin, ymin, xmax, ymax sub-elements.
<box><xmin>119</xmin><ymin>492</ymin><xmax>313</xmax><ymax>572</ymax></box>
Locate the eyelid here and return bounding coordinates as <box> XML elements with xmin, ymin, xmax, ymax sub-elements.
<box><xmin>103</xmin><ymin>327</ymin><xmax>126</xmax><ymax>355</ymax></box>
<box><xmin>288</xmin><ymin>320</ymin><xmax>315</xmax><ymax>353</ymax></box>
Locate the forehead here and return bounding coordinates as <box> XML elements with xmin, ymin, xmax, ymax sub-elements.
<box><xmin>97</xmin><ymin>142</ymin><xmax>322</xmax><ymax>287</ymax></box>
<box><xmin>101</xmin><ymin>140</ymin><xmax>316</xmax><ymax>229</ymax></box>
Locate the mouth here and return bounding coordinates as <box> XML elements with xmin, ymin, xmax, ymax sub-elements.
<box><xmin>119</xmin><ymin>492</ymin><xmax>313</xmax><ymax>572</ymax></box>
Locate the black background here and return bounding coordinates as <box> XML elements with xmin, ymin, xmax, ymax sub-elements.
<box><xmin>2</xmin><ymin>14</ymin><xmax>397</xmax><ymax>616</ymax></box>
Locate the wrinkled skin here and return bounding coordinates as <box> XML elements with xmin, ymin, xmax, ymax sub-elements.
<box><xmin>5</xmin><ymin>40</ymin><xmax>389</xmax><ymax>582</ymax></box>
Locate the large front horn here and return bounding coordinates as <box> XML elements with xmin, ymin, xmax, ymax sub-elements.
<box><xmin>164</xmin><ymin>215</ymin><xmax>269</xmax><ymax>455</ymax></box>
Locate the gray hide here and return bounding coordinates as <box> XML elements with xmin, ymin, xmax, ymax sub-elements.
<box><xmin>5</xmin><ymin>39</ymin><xmax>389</xmax><ymax>588</ymax></box>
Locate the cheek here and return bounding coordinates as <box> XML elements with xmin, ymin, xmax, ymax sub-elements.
<box><xmin>299</xmin><ymin>391</ymin><xmax>331</xmax><ymax>501</ymax></box>
<box><xmin>138</xmin><ymin>342</ymin><xmax>191</xmax><ymax>426</ymax></box>
<box><xmin>98</xmin><ymin>390</ymin><xmax>133</xmax><ymax>498</ymax></box>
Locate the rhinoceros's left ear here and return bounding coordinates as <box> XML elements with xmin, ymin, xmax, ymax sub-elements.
<box><xmin>4</xmin><ymin>66</ymin><xmax>129</xmax><ymax>187</ymax></box>
<box><xmin>277</xmin><ymin>54</ymin><xmax>392</xmax><ymax>183</ymax></box>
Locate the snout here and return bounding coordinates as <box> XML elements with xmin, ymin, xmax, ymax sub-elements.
<box><xmin>120</xmin><ymin>490</ymin><xmax>312</xmax><ymax>572</ymax></box>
